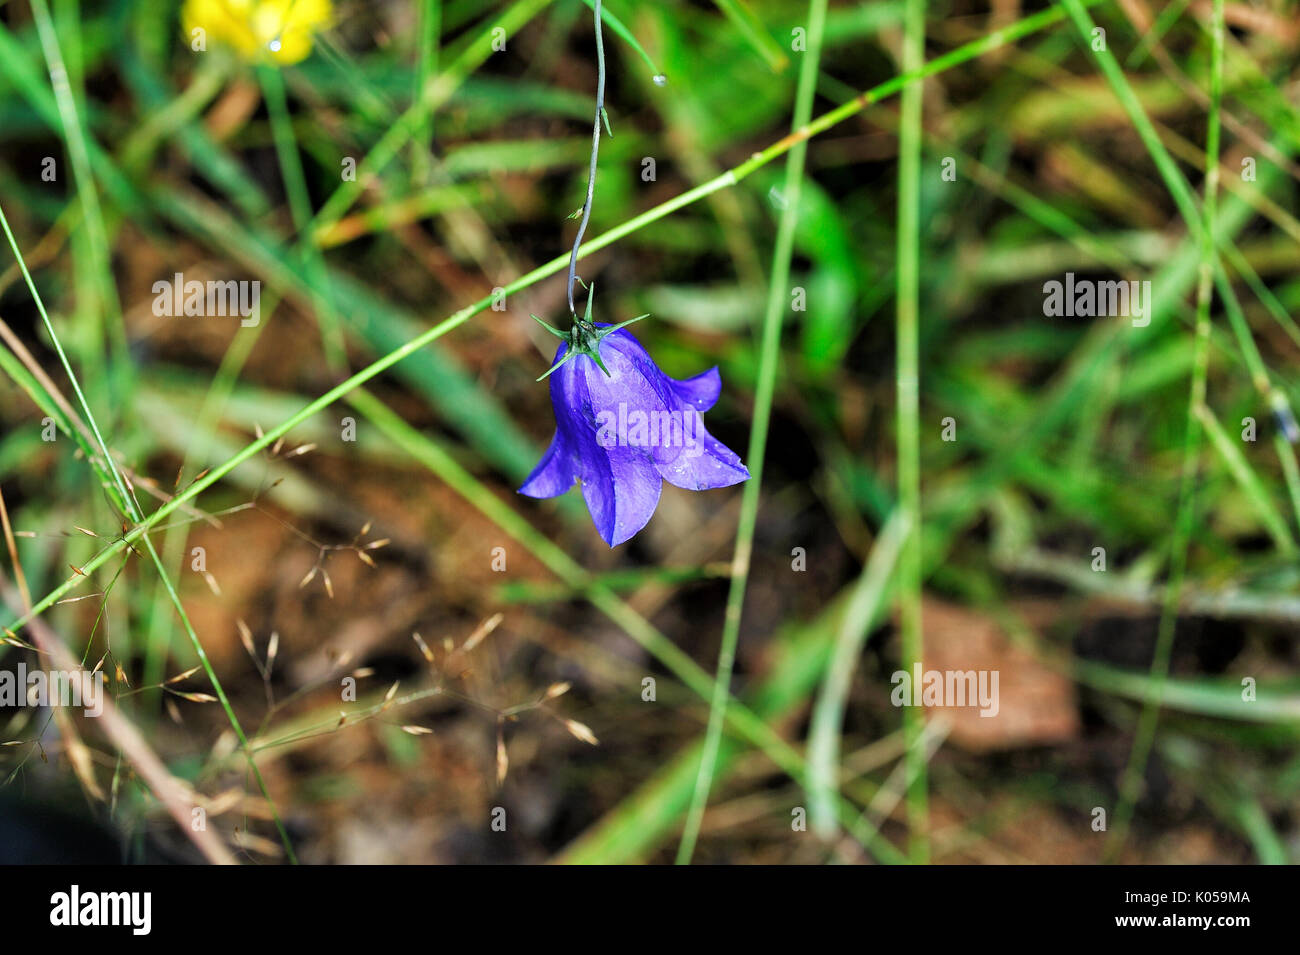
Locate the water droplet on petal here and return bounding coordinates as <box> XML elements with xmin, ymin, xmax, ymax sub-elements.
<box><xmin>269</xmin><ymin>38</ymin><xmax>282</xmax><ymax>52</ymax></box>
<box><xmin>652</xmin><ymin>74</ymin><xmax>667</xmax><ymax>87</ymax></box>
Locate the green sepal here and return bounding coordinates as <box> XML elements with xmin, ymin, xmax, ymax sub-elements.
<box><xmin>530</xmin><ymin>313</ymin><xmax>567</xmax><ymax>339</ymax></box>
<box><xmin>597</xmin><ymin>314</ymin><xmax>649</xmax><ymax>339</ymax></box>
<box><xmin>536</xmin><ymin>348</ymin><xmax>578</xmax><ymax>382</ymax></box>
<box><xmin>535</xmin><ymin>284</ymin><xmax>650</xmax><ymax>381</ymax></box>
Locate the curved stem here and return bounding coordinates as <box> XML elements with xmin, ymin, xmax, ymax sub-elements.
<box><xmin>566</xmin><ymin>0</ymin><xmax>605</xmax><ymax>317</ymax></box>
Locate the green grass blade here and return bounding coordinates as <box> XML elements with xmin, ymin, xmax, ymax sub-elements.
<box><xmin>675</xmin><ymin>0</ymin><xmax>828</xmax><ymax>866</ymax></box>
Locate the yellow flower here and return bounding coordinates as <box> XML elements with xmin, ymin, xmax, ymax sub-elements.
<box><xmin>182</xmin><ymin>0</ymin><xmax>333</xmax><ymax>66</ymax></box>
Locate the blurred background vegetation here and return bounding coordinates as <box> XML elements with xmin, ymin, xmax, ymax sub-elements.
<box><xmin>0</xmin><ymin>0</ymin><xmax>1298</xmax><ymax>864</ymax></box>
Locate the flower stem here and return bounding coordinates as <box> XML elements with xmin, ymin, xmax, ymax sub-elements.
<box><xmin>259</xmin><ymin>64</ymin><xmax>347</xmax><ymax>375</ymax></box>
<box><xmin>566</xmin><ymin>0</ymin><xmax>605</xmax><ymax>318</ymax></box>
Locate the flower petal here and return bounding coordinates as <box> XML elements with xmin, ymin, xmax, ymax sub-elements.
<box><xmin>578</xmin><ymin>355</ymin><xmax>665</xmax><ymax>545</ymax></box>
<box><xmin>580</xmin><ymin>444</ymin><xmax>663</xmax><ymax>546</ymax></box>
<box><xmin>584</xmin><ymin>334</ymin><xmax>683</xmax><ymax>469</ymax></box>
<box><xmin>520</xmin><ymin>342</ymin><xmax>585</xmax><ymax>498</ymax></box>
<box><xmin>655</xmin><ymin>426</ymin><xmax>750</xmax><ymax>491</ymax></box>
<box><xmin>518</xmin><ymin>431</ymin><xmax>575</xmax><ymax>498</ymax></box>
<box><xmin>591</xmin><ymin>330</ymin><xmax>677</xmax><ymax>407</ymax></box>
<box><xmin>668</xmin><ymin>367</ymin><xmax>721</xmax><ymax>413</ymax></box>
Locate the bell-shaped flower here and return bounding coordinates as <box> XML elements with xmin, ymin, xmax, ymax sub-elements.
<box><xmin>519</xmin><ymin>299</ymin><xmax>749</xmax><ymax>546</ymax></box>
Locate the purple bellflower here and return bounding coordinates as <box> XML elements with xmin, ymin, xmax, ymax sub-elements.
<box><xmin>519</xmin><ymin>291</ymin><xmax>749</xmax><ymax>546</ymax></box>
